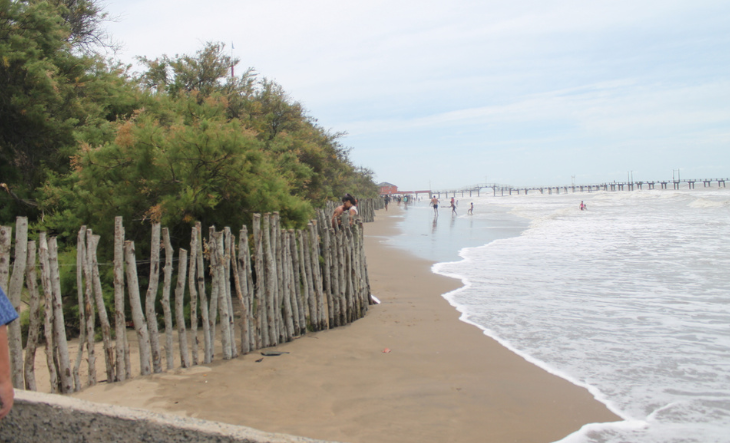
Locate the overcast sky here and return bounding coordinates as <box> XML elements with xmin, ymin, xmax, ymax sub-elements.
<box><xmin>103</xmin><ymin>0</ymin><xmax>730</xmax><ymax>191</ymax></box>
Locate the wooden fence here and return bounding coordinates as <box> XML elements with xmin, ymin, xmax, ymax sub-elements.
<box><xmin>0</xmin><ymin>202</ymin><xmax>380</xmax><ymax>394</ymax></box>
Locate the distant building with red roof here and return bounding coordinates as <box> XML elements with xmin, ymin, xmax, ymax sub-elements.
<box><xmin>378</xmin><ymin>182</ymin><xmax>398</xmax><ymax>195</ymax></box>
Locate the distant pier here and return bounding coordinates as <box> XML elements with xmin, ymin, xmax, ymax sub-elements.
<box><xmin>431</xmin><ymin>178</ymin><xmax>728</xmax><ymax>199</ymax></box>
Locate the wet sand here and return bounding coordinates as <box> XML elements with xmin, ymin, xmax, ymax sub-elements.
<box><xmin>69</xmin><ymin>206</ymin><xmax>619</xmax><ymax>442</ymax></box>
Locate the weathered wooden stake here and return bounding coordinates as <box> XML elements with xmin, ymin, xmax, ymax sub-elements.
<box><xmin>113</xmin><ymin>217</ymin><xmax>127</xmax><ymax>381</ymax></box>
<box><xmin>224</xmin><ymin>228</ymin><xmax>237</xmax><ymax>358</ymax></box>
<box><xmin>84</xmin><ymin>228</ymin><xmax>97</xmax><ymax>387</ymax></box>
<box><xmin>0</xmin><ymin>226</ymin><xmax>10</xmax><ymax>291</ymax></box>
<box><xmin>161</xmin><ymin>228</ymin><xmax>175</xmax><ymax>370</ymax></box>
<box><xmin>263</xmin><ymin>214</ymin><xmax>277</xmax><ymax>345</ymax></box>
<box><xmin>48</xmin><ymin>237</ymin><xmax>73</xmax><ymax>393</ymax></box>
<box><xmin>146</xmin><ymin>223</ymin><xmax>163</xmax><ymax>374</ymax></box>
<box><xmin>8</xmin><ymin>217</ymin><xmax>28</xmax><ymax>389</ymax></box>
<box><xmin>253</xmin><ymin>214</ymin><xmax>267</xmax><ymax>349</ymax></box>
<box><xmin>23</xmin><ymin>241</ymin><xmax>41</xmax><ymax>391</ymax></box>
<box><xmin>38</xmin><ymin>234</ymin><xmax>58</xmax><ymax>393</ymax></box>
<box><xmin>124</xmin><ymin>240</ymin><xmax>152</xmax><ymax>376</ymax></box>
<box><xmin>73</xmin><ymin>226</ymin><xmax>87</xmax><ymax>391</ymax></box>
<box><xmin>188</xmin><ymin>225</ymin><xmax>199</xmax><ymax>366</ymax></box>
<box><xmin>287</xmin><ymin>230</ymin><xmax>302</xmax><ymax>336</ymax></box>
<box><xmin>196</xmin><ymin>222</ymin><xmax>212</xmax><ymax>364</ymax></box>
<box><xmin>215</xmin><ymin>231</ymin><xmax>232</xmax><ymax>360</ymax></box>
<box><xmin>90</xmin><ymin>234</ymin><xmax>114</xmax><ymax>383</ymax></box>
<box><xmin>236</xmin><ymin>227</ymin><xmax>251</xmax><ymax>354</ymax></box>
<box><xmin>174</xmin><ymin>248</ymin><xmax>190</xmax><ymax>368</ymax></box>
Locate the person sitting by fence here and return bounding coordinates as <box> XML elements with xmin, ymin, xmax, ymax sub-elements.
<box><xmin>331</xmin><ymin>194</ymin><xmax>359</xmax><ymax>229</ymax></box>
<box><xmin>0</xmin><ymin>285</ymin><xmax>19</xmax><ymax>419</ymax></box>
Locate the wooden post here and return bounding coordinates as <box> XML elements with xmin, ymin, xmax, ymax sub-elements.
<box><xmin>84</xmin><ymin>228</ymin><xmax>97</xmax><ymax>387</ymax></box>
<box><xmin>90</xmin><ymin>234</ymin><xmax>115</xmax><ymax>383</ymax></box>
<box><xmin>344</xmin><ymin>224</ymin><xmax>356</xmax><ymax>322</ymax></box>
<box><xmin>223</xmin><ymin>228</ymin><xmax>237</xmax><ymax>358</ymax></box>
<box><xmin>8</xmin><ymin>216</ymin><xmax>28</xmax><ymax>389</ymax></box>
<box><xmin>207</xmin><ymin>227</ymin><xmax>219</xmax><ymax>361</ymax></box>
<box><xmin>289</xmin><ymin>229</ymin><xmax>307</xmax><ymax>335</ymax></box>
<box><xmin>215</xmin><ymin>231</ymin><xmax>232</xmax><ymax>360</ymax></box>
<box><xmin>114</xmin><ymin>217</ymin><xmax>126</xmax><ymax>381</ymax></box>
<box><xmin>124</xmin><ymin>241</ymin><xmax>152</xmax><ymax>376</ymax></box>
<box><xmin>271</xmin><ymin>214</ymin><xmax>282</xmax><ymax>343</ymax></box>
<box><xmin>310</xmin><ymin>223</ymin><xmax>327</xmax><ymax>330</ymax></box>
<box><xmin>23</xmin><ymin>241</ymin><xmax>41</xmax><ymax>391</ymax></box>
<box><xmin>113</xmin><ymin>217</ymin><xmax>127</xmax><ymax>381</ymax></box>
<box><xmin>329</xmin><ymin>228</ymin><xmax>341</xmax><ymax>327</ymax></box>
<box><xmin>321</xmin><ymin>222</ymin><xmax>334</xmax><ymax>327</ymax></box>
<box><xmin>237</xmin><ymin>229</ymin><xmax>253</xmax><ymax>354</ymax></box>
<box><xmin>253</xmin><ymin>214</ymin><xmax>267</xmax><ymax>349</ymax></box>
<box><xmin>38</xmin><ymin>234</ymin><xmax>58</xmax><ymax>393</ymax></box>
<box><xmin>287</xmin><ymin>231</ymin><xmax>302</xmax><ymax>336</ymax></box>
<box><xmin>281</xmin><ymin>232</ymin><xmax>295</xmax><ymax>341</ymax></box>
<box><xmin>236</xmin><ymin>227</ymin><xmax>251</xmax><ymax>354</ymax></box>
<box><xmin>175</xmin><ymin>248</ymin><xmax>191</xmax><ymax>368</ymax></box>
<box><xmin>0</xmin><ymin>226</ymin><xmax>10</xmax><ymax>292</ymax></box>
<box><xmin>263</xmin><ymin>214</ymin><xmax>277</xmax><ymax>346</ymax></box>
<box><xmin>48</xmin><ymin>237</ymin><xmax>73</xmax><ymax>393</ymax></box>
<box><xmin>145</xmin><ymin>223</ymin><xmax>163</xmax><ymax>373</ymax></box>
<box><xmin>301</xmin><ymin>228</ymin><xmax>317</xmax><ymax>331</ymax></box>
<box><xmin>161</xmin><ymin>228</ymin><xmax>175</xmax><ymax>370</ymax></box>
<box><xmin>196</xmin><ymin>222</ymin><xmax>212</xmax><ymax>364</ymax></box>
<box><xmin>336</xmin><ymin>228</ymin><xmax>348</xmax><ymax>324</ymax></box>
<box><xmin>358</xmin><ymin>220</ymin><xmax>374</xmax><ymax>305</ymax></box>
<box><xmin>73</xmin><ymin>226</ymin><xmax>87</xmax><ymax>391</ymax></box>
<box><xmin>188</xmin><ymin>225</ymin><xmax>199</xmax><ymax>366</ymax></box>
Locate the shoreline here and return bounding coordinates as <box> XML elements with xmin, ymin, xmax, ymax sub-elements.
<box><xmin>71</xmin><ymin>206</ymin><xmax>619</xmax><ymax>442</ymax></box>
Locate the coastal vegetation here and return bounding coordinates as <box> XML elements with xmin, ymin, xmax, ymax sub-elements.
<box><xmin>0</xmin><ymin>0</ymin><xmax>378</xmax><ymax>333</ymax></box>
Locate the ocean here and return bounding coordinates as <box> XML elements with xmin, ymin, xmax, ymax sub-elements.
<box><xmin>385</xmin><ymin>188</ymin><xmax>730</xmax><ymax>443</ymax></box>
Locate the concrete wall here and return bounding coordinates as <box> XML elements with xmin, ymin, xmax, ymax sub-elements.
<box><xmin>0</xmin><ymin>390</ymin><xmax>334</xmax><ymax>443</ymax></box>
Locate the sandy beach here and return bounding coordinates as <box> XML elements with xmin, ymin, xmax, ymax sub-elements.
<box><xmin>69</xmin><ymin>206</ymin><xmax>619</xmax><ymax>442</ymax></box>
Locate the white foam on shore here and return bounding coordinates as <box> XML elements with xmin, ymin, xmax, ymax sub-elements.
<box><xmin>428</xmin><ymin>188</ymin><xmax>730</xmax><ymax>443</ymax></box>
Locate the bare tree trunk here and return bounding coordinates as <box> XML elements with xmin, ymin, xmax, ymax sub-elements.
<box><xmin>196</xmin><ymin>223</ymin><xmax>211</xmax><ymax>364</ymax></box>
<box><xmin>113</xmin><ymin>217</ymin><xmax>127</xmax><ymax>381</ymax></box>
<box><xmin>240</xmin><ymin>226</ymin><xmax>256</xmax><ymax>352</ymax></box>
<box><xmin>161</xmin><ymin>228</ymin><xmax>174</xmax><ymax>370</ymax></box>
<box><xmin>213</xmin><ymin>231</ymin><xmax>231</xmax><ymax>360</ymax></box>
<box><xmin>300</xmin><ymin>230</ymin><xmax>317</xmax><ymax>331</ymax></box>
<box><xmin>287</xmin><ymin>231</ymin><xmax>301</xmax><ymax>336</ymax></box>
<box><xmin>234</xmin><ymin>228</ymin><xmax>250</xmax><ymax>355</ymax></box>
<box><xmin>321</xmin><ymin>222</ymin><xmax>334</xmax><ymax>327</ymax></box>
<box><xmin>329</xmin><ymin>228</ymin><xmax>341</xmax><ymax>327</ymax></box>
<box><xmin>0</xmin><ymin>226</ymin><xmax>10</xmax><ymax>291</ymax></box>
<box><xmin>48</xmin><ymin>237</ymin><xmax>73</xmax><ymax>393</ymax></box>
<box><xmin>146</xmin><ymin>223</ymin><xmax>162</xmax><ymax>373</ymax></box>
<box><xmin>188</xmin><ymin>226</ymin><xmax>199</xmax><ymax>366</ymax></box>
<box><xmin>290</xmin><ymin>230</ymin><xmax>305</xmax><ymax>335</ymax></box>
<box><xmin>263</xmin><ymin>214</ymin><xmax>277</xmax><ymax>346</ymax></box>
<box><xmin>72</xmin><ymin>226</ymin><xmax>87</xmax><ymax>391</ymax></box>
<box><xmin>37</xmin><ymin>234</ymin><xmax>58</xmax><ymax>393</ymax></box>
<box><xmin>174</xmin><ymin>248</ymin><xmax>190</xmax><ymax>368</ymax></box>
<box><xmin>208</xmin><ymin>227</ymin><xmax>219</xmax><ymax>362</ymax></box>
<box><xmin>336</xmin><ymin>228</ymin><xmax>348</xmax><ymax>325</ymax></box>
<box><xmin>271</xmin><ymin>214</ymin><xmax>283</xmax><ymax>343</ymax></box>
<box><xmin>281</xmin><ymin>233</ymin><xmax>295</xmax><ymax>340</ymax></box>
<box><xmin>8</xmin><ymin>217</ymin><xmax>28</xmax><ymax>389</ymax></box>
<box><xmin>90</xmin><ymin>234</ymin><xmax>115</xmax><ymax>383</ymax></box>
<box><xmin>310</xmin><ymin>223</ymin><xmax>327</xmax><ymax>330</ymax></box>
<box><xmin>84</xmin><ymin>229</ymin><xmax>97</xmax><ymax>387</ymax></box>
<box><xmin>223</xmin><ymin>228</ymin><xmax>237</xmax><ymax>358</ymax></box>
<box><xmin>23</xmin><ymin>241</ymin><xmax>41</xmax><ymax>391</ymax></box>
<box><xmin>124</xmin><ymin>241</ymin><xmax>152</xmax><ymax>376</ymax></box>
<box><xmin>253</xmin><ymin>215</ymin><xmax>266</xmax><ymax>349</ymax></box>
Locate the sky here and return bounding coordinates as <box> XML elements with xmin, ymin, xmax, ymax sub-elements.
<box><xmin>102</xmin><ymin>0</ymin><xmax>730</xmax><ymax>191</ymax></box>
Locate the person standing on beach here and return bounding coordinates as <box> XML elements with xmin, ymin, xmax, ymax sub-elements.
<box><xmin>431</xmin><ymin>195</ymin><xmax>439</xmax><ymax>218</ymax></box>
<box><xmin>0</xmin><ymin>286</ymin><xmax>19</xmax><ymax>419</ymax></box>
<box><xmin>468</xmin><ymin>202</ymin><xmax>473</xmax><ymax>215</ymax></box>
<box><xmin>384</xmin><ymin>195</ymin><xmax>390</xmax><ymax>211</ymax></box>
<box><xmin>332</xmin><ymin>193</ymin><xmax>359</xmax><ymax>228</ymax></box>
<box><xmin>451</xmin><ymin>198</ymin><xmax>457</xmax><ymax>215</ymax></box>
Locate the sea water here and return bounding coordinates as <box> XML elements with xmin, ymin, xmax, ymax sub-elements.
<box><xmin>389</xmin><ymin>188</ymin><xmax>730</xmax><ymax>443</ymax></box>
